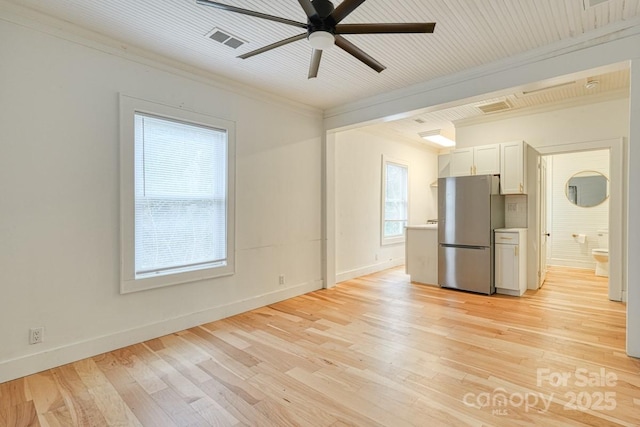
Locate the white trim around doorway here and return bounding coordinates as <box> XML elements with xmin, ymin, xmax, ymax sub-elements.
<box><xmin>534</xmin><ymin>138</ymin><xmax>625</xmax><ymax>302</ymax></box>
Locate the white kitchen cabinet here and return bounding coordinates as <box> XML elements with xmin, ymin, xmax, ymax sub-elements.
<box><xmin>450</xmin><ymin>144</ymin><xmax>500</xmax><ymax>177</ymax></box>
<box><xmin>450</xmin><ymin>148</ymin><xmax>474</xmax><ymax>176</ymax></box>
<box><xmin>500</xmin><ymin>141</ymin><xmax>527</xmax><ymax>194</ymax></box>
<box><xmin>474</xmin><ymin>144</ymin><xmax>501</xmax><ymax>175</ymax></box>
<box><xmin>438</xmin><ymin>153</ymin><xmax>451</xmax><ymax>178</ymax></box>
<box><xmin>405</xmin><ymin>225</ymin><xmax>438</xmax><ymax>285</ymax></box>
<box><xmin>495</xmin><ymin>229</ymin><xmax>527</xmax><ymax>296</ymax></box>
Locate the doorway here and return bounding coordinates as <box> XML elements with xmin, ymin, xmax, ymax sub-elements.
<box><xmin>535</xmin><ymin>139</ymin><xmax>623</xmax><ymax>301</ymax></box>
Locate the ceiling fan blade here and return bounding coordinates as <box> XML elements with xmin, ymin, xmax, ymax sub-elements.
<box><xmin>238</xmin><ymin>33</ymin><xmax>307</xmax><ymax>59</ymax></box>
<box><xmin>334</xmin><ymin>35</ymin><xmax>385</xmax><ymax>73</ymax></box>
<box><xmin>308</xmin><ymin>49</ymin><xmax>323</xmax><ymax>79</ymax></box>
<box><xmin>297</xmin><ymin>0</ymin><xmax>320</xmax><ymax>22</ymax></box>
<box><xmin>336</xmin><ymin>22</ymin><xmax>436</xmax><ymax>34</ymax></box>
<box><xmin>196</xmin><ymin>0</ymin><xmax>307</xmax><ymax>29</ymax></box>
<box><xmin>330</xmin><ymin>0</ymin><xmax>366</xmax><ymax>24</ymax></box>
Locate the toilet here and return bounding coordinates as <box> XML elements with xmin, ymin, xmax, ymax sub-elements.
<box><xmin>592</xmin><ymin>230</ymin><xmax>609</xmax><ymax>277</ymax></box>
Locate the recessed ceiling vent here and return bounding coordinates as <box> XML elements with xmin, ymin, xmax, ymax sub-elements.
<box><xmin>414</xmin><ymin>118</ymin><xmax>426</xmax><ymax>124</ymax></box>
<box><xmin>583</xmin><ymin>0</ymin><xmax>609</xmax><ymax>10</ymax></box>
<box><xmin>476</xmin><ymin>100</ymin><xmax>512</xmax><ymax>114</ymax></box>
<box><xmin>206</xmin><ymin>27</ymin><xmax>246</xmax><ymax>49</ymax></box>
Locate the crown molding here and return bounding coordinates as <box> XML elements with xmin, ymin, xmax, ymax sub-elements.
<box><xmin>0</xmin><ymin>0</ymin><xmax>322</xmax><ymax>117</ymax></box>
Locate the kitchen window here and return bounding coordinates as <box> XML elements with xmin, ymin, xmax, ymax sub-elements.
<box><xmin>381</xmin><ymin>157</ymin><xmax>409</xmax><ymax>245</ymax></box>
<box><xmin>120</xmin><ymin>95</ymin><xmax>235</xmax><ymax>293</ymax></box>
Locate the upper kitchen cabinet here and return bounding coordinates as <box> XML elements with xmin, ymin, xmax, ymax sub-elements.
<box><xmin>450</xmin><ymin>144</ymin><xmax>500</xmax><ymax>177</ymax></box>
<box><xmin>450</xmin><ymin>148</ymin><xmax>473</xmax><ymax>176</ymax></box>
<box><xmin>475</xmin><ymin>145</ymin><xmax>501</xmax><ymax>175</ymax></box>
<box><xmin>500</xmin><ymin>141</ymin><xmax>527</xmax><ymax>194</ymax></box>
<box><xmin>438</xmin><ymin>153</ymin><xmax>451</xmax><ymax>178</ymax></box>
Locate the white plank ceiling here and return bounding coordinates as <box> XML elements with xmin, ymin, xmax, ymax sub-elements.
<box><xmin>6</xmin><ymin>0</ymin><xmax>638</xmax><ymax>137</ymax></box>
<box><xmin>366</xmin><ymin>68</ymin><xmax>630</xmax><ymax>146</ymax></box>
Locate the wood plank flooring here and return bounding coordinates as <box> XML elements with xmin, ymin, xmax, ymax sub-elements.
<box><xmin>1</xmin><ymin>266</ymin><xmax>638</xmax><ymax>426</ymax></box>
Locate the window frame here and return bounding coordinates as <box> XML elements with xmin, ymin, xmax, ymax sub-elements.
<box><xmin>381</xmin><ymin>156</ymin><xmax>409</xmax><ymax>246</ymax></box>
<box><xmin>120</xmin><ymin>94</ymin><xmax>235</xmax><ymax>293</ymax></box>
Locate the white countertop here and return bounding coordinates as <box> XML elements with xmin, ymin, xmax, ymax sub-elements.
<box><xmin>406</xmin><ymin>224</ymin><xmax>438</xmax><ymax>230</ymax></box>
<box><xmin>495</xmin><ymin>228</ymin><xmax>527</xmax><ymax>232</ymax></box>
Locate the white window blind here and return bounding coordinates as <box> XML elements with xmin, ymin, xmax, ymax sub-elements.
<box><xmin>383</xmin><ymin>160</ymin><xmax>408</xmax><ymax>243</ymax></box>
<box><xmin>134</xmin><ymin>113</ymin><xmax>228</xmax><ymax>278</ymax></box>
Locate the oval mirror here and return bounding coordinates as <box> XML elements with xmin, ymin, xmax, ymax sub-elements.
<box><xmin>565</xmin><ymin>171</ymin><xmax>609</xmax><ymax>207</ymax></box>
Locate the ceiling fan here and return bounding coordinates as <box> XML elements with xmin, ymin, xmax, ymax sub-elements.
<box><xmin>196</xmin><ymin>0</ymin><xmax>436</xmax><ymax>78</ymax></box>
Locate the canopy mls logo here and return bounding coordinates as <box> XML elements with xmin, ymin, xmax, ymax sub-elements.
<box><xmin>462</xmin><ymin>387</ymin><xmax>553</xmax><ymax>416</ymax></box>
<box><xmin>462</xmin><ymin>368</ymin><xmax>618</xmax><ymax>417</ymax></box>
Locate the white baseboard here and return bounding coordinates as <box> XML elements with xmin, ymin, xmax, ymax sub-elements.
<box><xmin>336</xmin><ymin>258</ymin><xmax>405</xmax><ymax>283</ymax></box>
<box><xmin>0</xmin><ymin>280</ymin><xmax>322</xmax><ymax>384</ymax></box>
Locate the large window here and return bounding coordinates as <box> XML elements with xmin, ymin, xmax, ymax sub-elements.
<box><xmin>120</xmin><ymin>95</ymin><xmax>235</xmax><ymax>293</ymax></box>
<box><xmin>382</xmin><ymin>157</ymin><xmax>409</xmax><ymax>245</ymax></box>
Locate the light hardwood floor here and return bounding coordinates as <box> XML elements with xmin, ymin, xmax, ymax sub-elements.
<box><xmin>1</xmin><ymin>266</ymin><xmax>638</xmax><ymax>426</ymax></box>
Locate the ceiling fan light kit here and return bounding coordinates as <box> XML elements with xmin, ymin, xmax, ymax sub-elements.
<box><xmin>308</xmin><ymin>31</ymin><xmax>335</xmax><ymax>50</ymax></box>
<box><xmin>197</xmin><ymin>0</ymin><xmax>435</xmax><ymax>78</ymax></box>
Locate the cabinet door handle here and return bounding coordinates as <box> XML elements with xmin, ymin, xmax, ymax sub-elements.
<box><xmin>470</xmin><ymin>166</ymin><xmax>473</xmax><ymax>175</ymax></box>
<box><xmin>515</xmin><ymin>246</ymin><xmax>519</xmax><ymax>257</ymax></box>
<box><xmin>474</xmin><ymin>165</ymin><xmax>477</xmax><ymax>175</ymax></box>
<box><xmin>519</xmin><ymin>183</ymin><xmax>523</xmax><ymax>193</ymax></box>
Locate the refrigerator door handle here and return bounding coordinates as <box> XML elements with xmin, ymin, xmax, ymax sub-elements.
<box><xmin>440</xmin><ymin>244</ymin><xmax>488</xmax><ymax>250</ymax></box>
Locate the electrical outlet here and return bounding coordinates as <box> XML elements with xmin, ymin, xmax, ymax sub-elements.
<box><xmin>279</xmin><ymin>275</ymin><xmax>285</xmax><ymax>285</ymax></box>
<box><xmin>29</xmin><ymin>327</ymin><xmax>44</xmax><ymax>344</ymax></box>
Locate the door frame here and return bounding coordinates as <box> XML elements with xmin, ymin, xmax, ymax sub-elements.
<box><xmin>538</xmin><ymin>156</ymin><xmax>549</xmax><ymax>287</ymax></box>
<box><xmin>535</xmin><ymin>138</ymin><xmax>624</xmax><ymax>301</ymax></box>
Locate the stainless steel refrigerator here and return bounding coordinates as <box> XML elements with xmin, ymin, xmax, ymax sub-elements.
<box><xmin>438</xmin><ymin>175</ymin><xmax>505</xmax><ymax>294</ymax></box>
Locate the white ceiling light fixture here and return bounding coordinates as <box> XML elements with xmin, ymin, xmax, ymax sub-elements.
<box><xmin>308</xmin><ymin>31</ymin><xmax>335</xmax><ymax>50</ymax></box>
<box><xmin>585</xmin><ymin>79</ymin><xmax>600</xmax><ymax>89</ymax></box>
<box><xmin>419</xmin><ymin>130</ymin><xmax>456</xmax><ymax>147</ymax></box>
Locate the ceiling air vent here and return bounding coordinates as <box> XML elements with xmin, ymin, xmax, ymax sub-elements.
<box><xmin>583</xmin><ymin>0</ymin><xmax>609</xmax><ymax>10</ymax></box>
<box><xmin>206</xmin><ymin>27</ymin><xmax>246</xmax><ymax>49</ymax></box>
<box><xmin>477</xmin><ymin>100</ymin><xmax>512</xmax><ymax>114</ymax></box>
<box><xmin>414</xmin><ymin>118</ymin><xmax>426</xmax><ymax>124</ymax></box>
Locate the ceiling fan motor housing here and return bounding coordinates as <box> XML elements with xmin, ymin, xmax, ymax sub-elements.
<box><xmin>311</xmin><ymin>0</ymin><xmax>335</xmax><ymax>19</ymax></box>
<box><xmin>308</xmin><ymin>0</ymin><xmax>337</xmax><ymax>35</ymax></box>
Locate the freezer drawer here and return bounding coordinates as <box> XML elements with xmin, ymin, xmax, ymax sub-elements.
<box><xmin>438</xmin><ymin>245</ymin><xmax>494</xmax><ymax>295</ymax></box>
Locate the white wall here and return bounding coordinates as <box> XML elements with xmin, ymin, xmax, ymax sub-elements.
<box><xmin>334</xmin><ymin>129</ymin><xmax>437</xmax><ymax>282</ymax></box>
<box><xmin>547</xmin><ymin>151</ymin><xmax>610</xmax><ymax>269</ymax></box>
<box><xmin>0</xmin><ymin>12</ymin><xmax>323</xmax><ymax>382</ymax></box>
<box><xmin>455</xmin><ymin>97</ymin><xmax>630</xmax><ymax>149</ymax></box>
